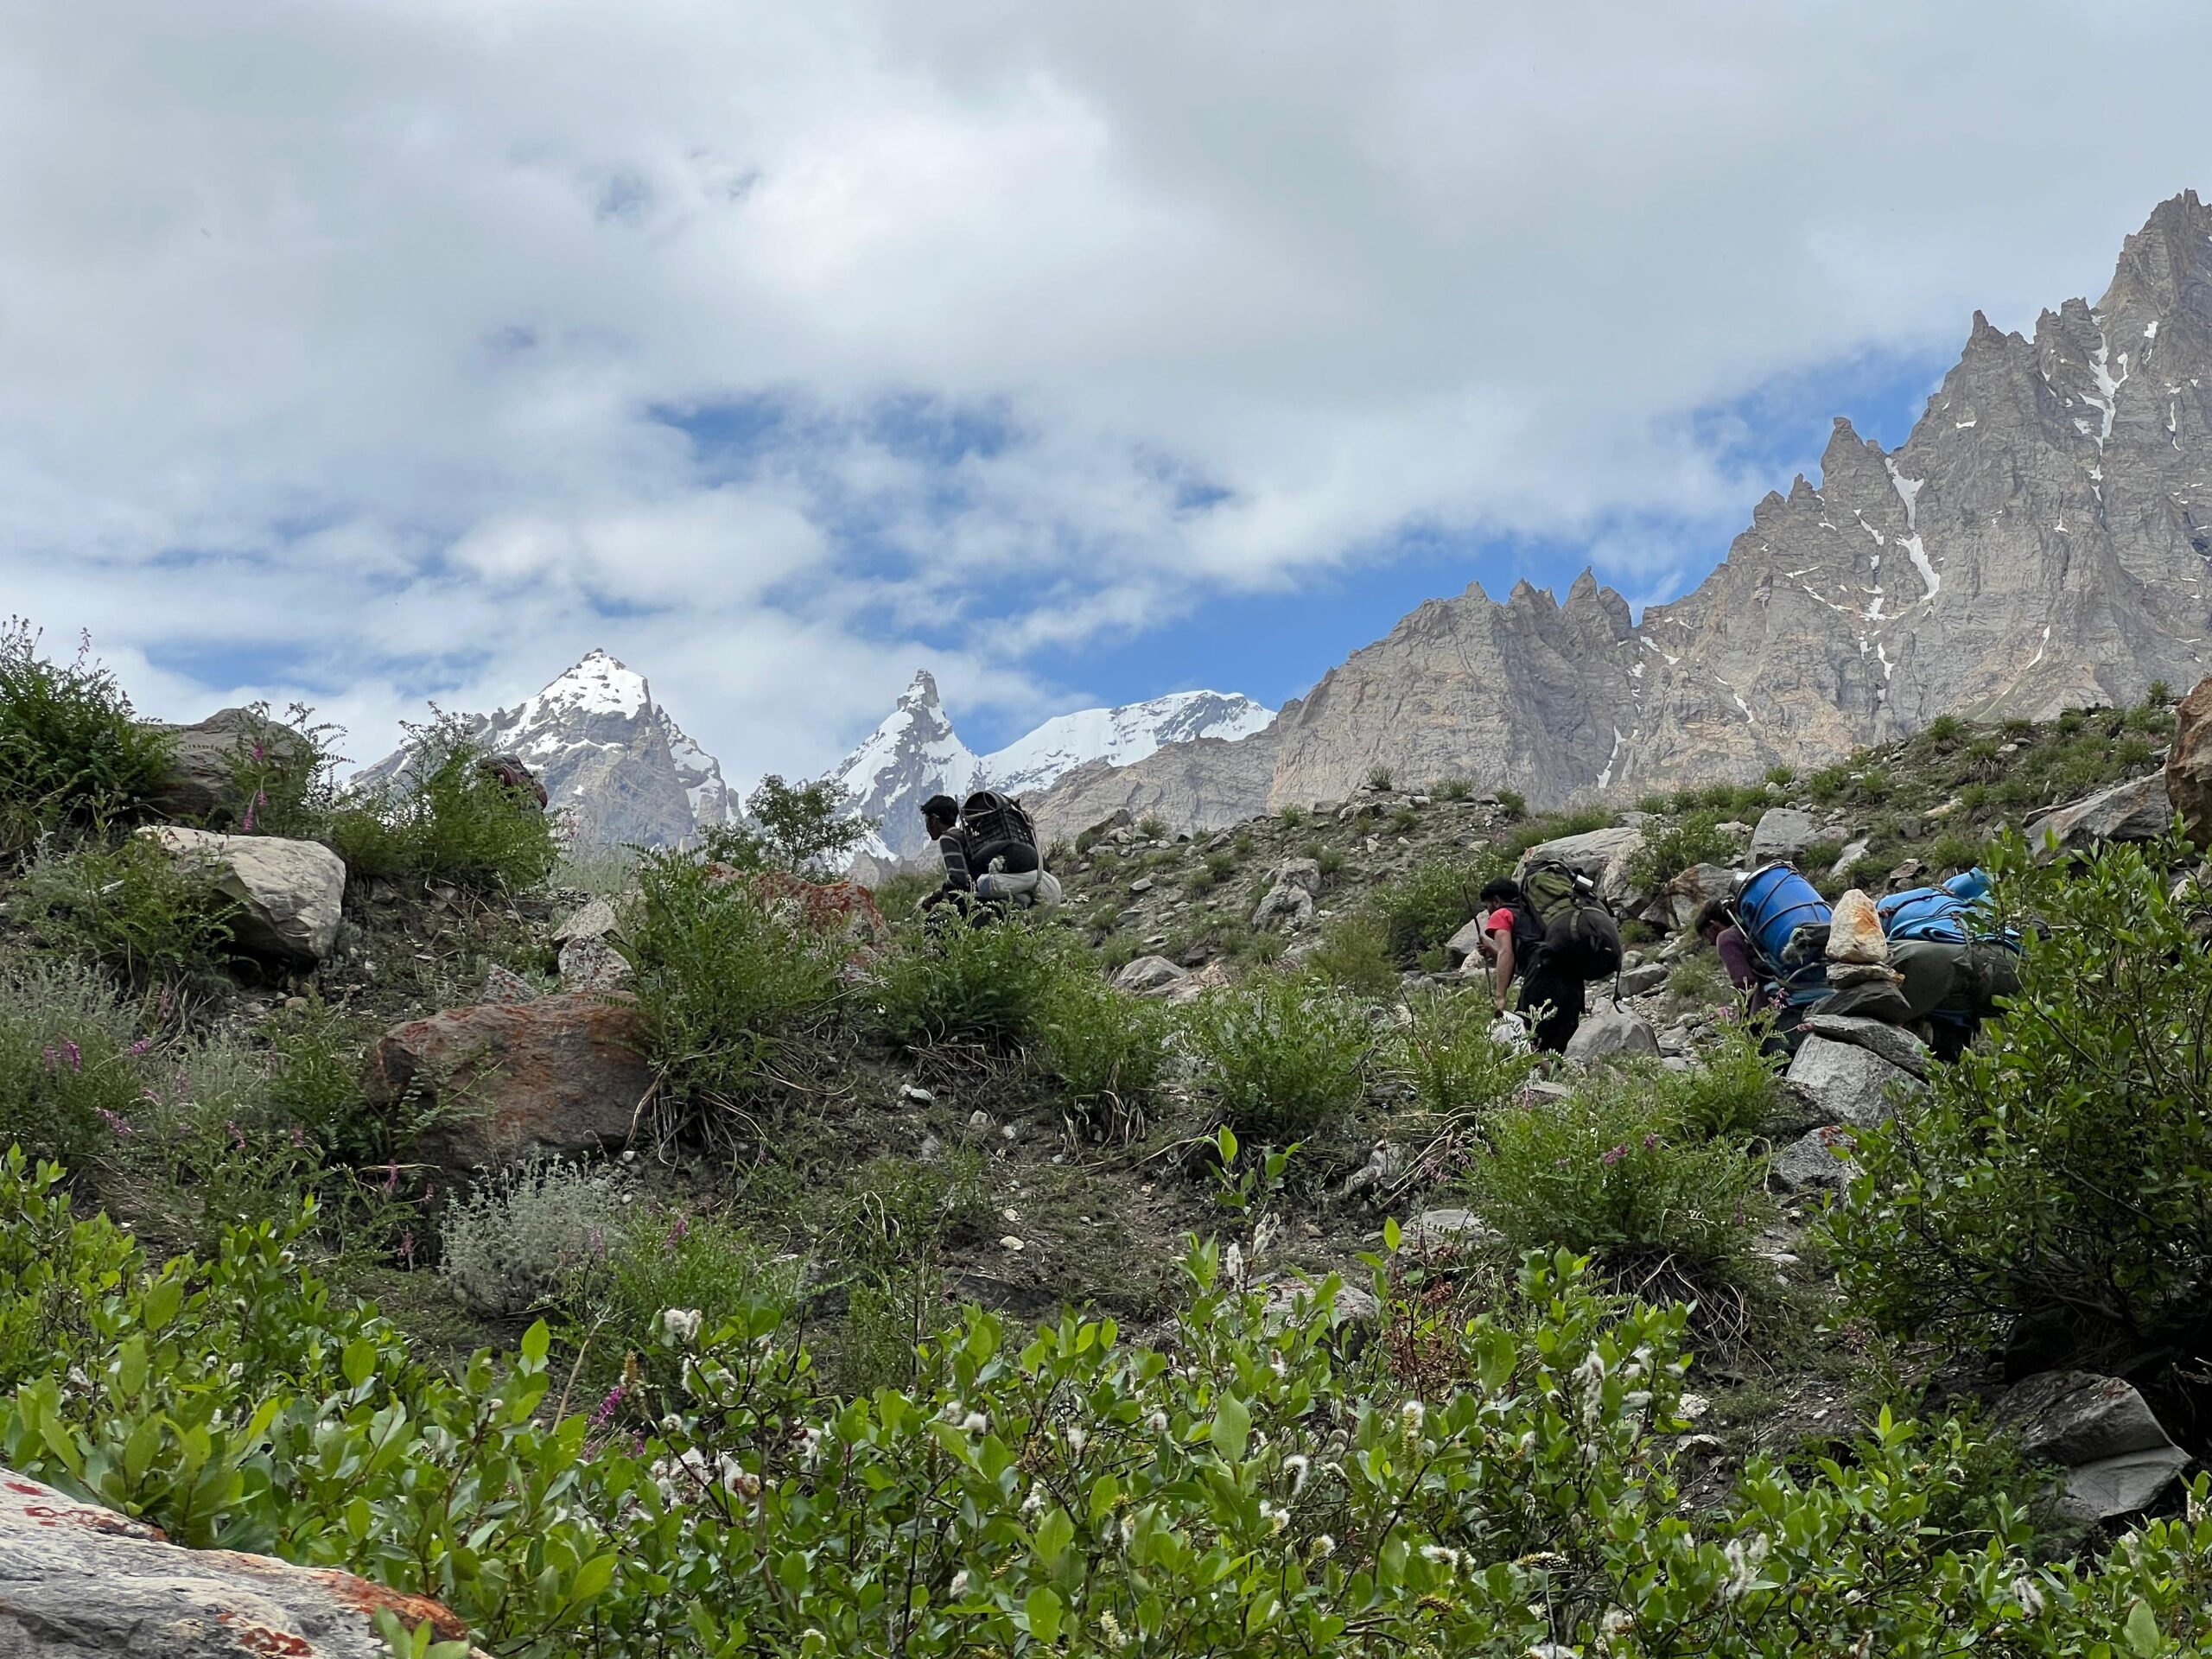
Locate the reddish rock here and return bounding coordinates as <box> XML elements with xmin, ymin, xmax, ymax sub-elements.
<box><xmin>2168</xmin><ymin>676</ymin><xmax>2212</xmax><ymax>850</ymax></box>
<box><xmin>739</xmin><ymin>870</ymin><xmax>890</xmax><ymax>949</ymax></box>
<box><xmin>0</xmin><ymin>1464</ymin><xmax>469</xmax><ymax>1655</ymax></box>
<box><xmin>371</xmin><ymin>992</ymin><xmax>652</xmax><ymax>1174</ymax></box>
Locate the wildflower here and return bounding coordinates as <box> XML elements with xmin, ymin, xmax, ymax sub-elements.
<box><xmin>1643</xmin><ymin>1131</ymin><xmax>1661</xmax><ymax>1150</ymax></box>
<box><xmin>1260</xmin><ymin>1500</ymin><xmax>1288</xmax><ymax>1535</ymax></box>
<box><xmin>1601</xmin><ymin>1141</ymin><xmax>1629</xmax><ymax>1166</ymax></box>
<box><xmin>2011</xmin><ymin>1573</ymin><xmax>2045</xmax><ymax>1619</ymax></box>
<box><xmin>660</xmin><ymin>1307</ymin><xmax>703</xmax><ymax>1344</ymax></box>
<box><xmin>381</xmin><ymin>1160</ymin><xmax>400</xmax><ymax>1196</ymax></box>
<box><xmin>397</xmin><ymin>1230</ymin><xmax>416</xmax><ymax>1268</ymax></box>
<box><xmin>1600</xmin><ymin>1608</ymin><xmax>1635</xmax><ymax>1637</ymax></box>
<box><xmin>1022</xmin><ymin>1481</ymin><xmax>1047</xmax><ymax>1516</ymax></box>
<box><xmin>1283</xmin><ymin>1452</ymin><xmax>1310</xmax><ymax>1495</ymax></box>
<box><xmin>1721</xmin><ymin>1533</ymin><xmax>1770</xmax><ymax>1599</ymax></box>
<box><xmin>961</xmin><ymin>1411</ymin><xmax>989</xmax><ymax>1436</ymax></box>
<box><xmin>1312</xmin><ymin>1534</ymin><xmax>1336</xmax><ymax>1559</ymax></box>
<box><xmin>226</xmin><ymin>1119</ymin><xmax>246</xmax><ymax>1151</ymax></box>
<box><xmin>1065</xmin><ymin>1424</ymin><xmax>1088</xmax><ymax>1455</ymax></box>
<box><xmin>1418</xmin><ymin>1544</ymin><xmax>1460</xmax><ymax>1571</ymax></box>
<box><xmin>1224</xmin><ymin>1242</ymin><xmax>1245</xmax><ymax>1284</ymax></box>
<box><xmin>792</xmin><ymin>1422</ymin><xmax>824</xmax><ymax>1467</ymax></box>
<box><xmin>289</xmin><ymin>1124</ymin><xmax>308</xmax><ymax>1149</ymax></box>
<box><xmin>589</xmin><ymin>1385</ymin><xmax>626</xmax><ymax>1431</ymax></box>
<box><xmin>1146</xmin><ymin>1408</ymin><xmax>1169</xmax><ymax>1436</ymax></box>
<box><xmin>1400</xmin><ymin>1399</ymin><xmax>1426</xmax><ymax>1447</ymax></box>
<box><xmin>1098</xmin><ymin>1608</ymin><xmax>1129</xmax><ymax>1649</ymax></box>
<box><xmin>96</xmin><ymin>1108</ymin><xmax>132</xmax><ymax>1139</ymax></box>
<box><xmin>127</xmin><ymin>1035</ymin><xmax>154</xmax><ymax>1057</ymax></box>
<box><xmin>950</xmin><ymin>1569</ymin><xmax>972</xmax><ymax>1598</ymax></box>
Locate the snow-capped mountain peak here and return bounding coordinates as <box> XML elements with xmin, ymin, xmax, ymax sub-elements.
<box><xmin>830</xmin><ymin>672</ymin><xmax>1275</xmax><ymax>860</ymax></box>
<box><xmin>359</xmin><ymin>649</ymin><xmax>733</xmax><ymax>849</ymax></box>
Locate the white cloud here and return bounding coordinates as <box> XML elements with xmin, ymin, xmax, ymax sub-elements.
<box><xmin>2</xmin><ymin>0</ymin><xmax>2206</xmax><ymax>781</ymax></box>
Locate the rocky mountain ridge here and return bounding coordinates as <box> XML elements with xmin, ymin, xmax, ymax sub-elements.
<box><xmin>359</xmin><ymin>650</ymin><xmax>731</xmax><ymax>849</ymax></box>
<box><xmin>830</xmin><ymin>670</ymin><xmax>1273</xmax><ymax>858</ymax></box>
<box><xmin>1032</xmin><ymin>190</ymin><xmax>2212</xmax><ymax>837</ymax></box>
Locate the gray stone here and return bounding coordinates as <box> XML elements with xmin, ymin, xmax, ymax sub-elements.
<box><xmin>1251</xmin><ymin>880</ymin><xmax>1316</xmax><ymax>930</ymax></box>
<box><xmin>1827</xmin><ymin>837</ymin><xmax>1872</xmax><ymax>878</ymax></box>
<box><xmin>2027</xmin><ymin>773</ymin><xmax>2172</xmax><ymax>859</ymax></box>
<box><xmin>1274</xmin><ymin>857</ymin><xmax>1325</xmax><ymax>896</ymax></box>
<box><xmin>0</xmin><ymin>1464</ymin><xmax>462</xmax><ymax>1655</ymax></box>
<box><xmin>1784</xmin><ymin>1034</ymin><xmax>1920</xmax><ymax>1129</ymax></box>
<box><xmin>1112</xmin><ymin>954</ymin><xmax>1191</xmax><ymax>995</ymax></box>
<box><xmin>140</xmin><ymin>706</ymin><xmax>313</xmax><ymax>825</ymax></box>
<box><xmin>1616</xmin><ymin>961</ymin><xmax>1669</xmax><ymax>999</ymax></box>
<box><xmin>1994</xmin><ymin>1370</ymin><xmax>2192</xmax><ymax>1523</ymax></box>
<box><xmin>552</xmin><ymin>895</ymin><xmax>620</xmax><ymax>944</ymax></box>
<box><xmin>1750</xmin><ymin>807</ymin><xmax>1823</xmax><ymax>864</ymax></box>
<box><xmin>1515</xmin><ymin>825</ymin><xmax>1648</xmax><ymax>906</ymax></box>
<box><xmin>1400</xmin><ymin>1208</ymin><xmax>1499</xmax><ymax>1253</ymax></box>
<box><xmin>1444</xmin><ymin>914</ymin><xmax>1490</xmax><ymax>968</ymax></box>
<box><xmin>137</xmin><ymin>826</ymin><xmax>346</xmax><ymax>964</ymax></box>
<box><xmin>482</xmin><ymin>963</ymin><xmax>540</xmax><ymax>1005</ymax></box>
<box><xmin>1770</xmin><ymin>1125</ymin><xmax>1861</xmax><ymax>1192</ymax></box>
<box><xmin>1564</xmin><ymin>1007</ymin><xmax>1660</xmax><ymax>1065</ymax></box>
<box><xmin>558</xmin><ymin>934</ymin><xmax>632</xmax><ymax>994</ymax></box>
<box><xmin>1129</xmin><ymin>875</ymin><xmax>1156</xmax><ymax>894</ymax></box>
<box><xmin>1797</xmin><ymin>1013</ymin><xmax>1931</xmax><ymax>1079</ymax></box>
<box><xmin>1261</xmin><ymin>1275</ymin><xmax>1379</xmax><ymax>1332</ymax></box>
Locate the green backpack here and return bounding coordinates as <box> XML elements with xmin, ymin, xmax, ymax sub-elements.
<box><xmin>1518</xmin><ymin>859</ymin><xmax>1624</xmax><ymax>986</ymax></box>
<box><xmin>1521</xmin><ymin>859</ymin><xmax>1596</xmax><ymax>927</ymax></box>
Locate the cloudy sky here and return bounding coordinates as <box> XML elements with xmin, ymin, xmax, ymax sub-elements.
<box><xmin>6</xmin><ymin>0</ymin><xmax>2209</xmax><ymax>779</ymax></box>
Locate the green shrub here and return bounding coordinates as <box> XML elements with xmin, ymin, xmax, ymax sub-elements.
<box><xmin>1493</xmin><ymin>787</ymin><xmax>1526</xmax><ymax>817</ymax></box>
<box><xmin>1828</xmin><ymin>836</ymin><xmax>2212</xmax><ymax>1366</ymax></box>
<box><xmin>1764</xmin><ymin>764</ymin><xmax>1796</xmax><ymax>786</ymax></box>
<box><xmin>0</xmin><ymin>620</ymin><xmax>174</xmax><ymax>860</ymax></box>
<box><xmin>620</xmin><ymin>849</ymin><xmax>847</xmax><ymax>1104</ymax></box>
<box><xmin>211</xmin><ymin>702</ymin><xmax>344</xmax><ymax>838</ymax></box>
<box><xmin>1806</xmin><ymin>763</ymin><xmax>1853</xmax><ymax>804</ymax></box>
<box><xmin>1306</xmin><ymin>911</ymin><xmax>1400</xmax><ymax>999</ymax></box>
<box><xmin>1798</xmin><ymin>837</ymin><xmax>1846</xmax><ymax>873</ymax></box>
<box><xmin>16</xmin><ymin>836</ymin><xmax>238</xmax><ymax>988</ymax></box>
<box><xmin>259</xmin><ymin>995</ymin><xmax>382</xmax><ymax>1162</ymax></box>
<box><xmin>1465</xmin><ymin>1074</ymin><xmax>1768</xmax><ymax>1276</ymax></box>
<box><xmin>1036</xmin><ymin>971</ymin><xmax>1175</xmax><ymax>1129</ymax></box>
<box><xmin>440</xmin><ymin>1154</ymin><xmax>630</xmax><ymax>1317</ymax></box>
<box><xmin>3</xmin><ymin>1152</ymin><xmax>2212</xmax><ymax>1655</ymax></box>
<box><xmin>0</xmin><ymin>952</ymin><xmax>149</xmax><ymax>1170</ymax></box>
<box><xmin>1388</xmin><ymin>988</ymin><xmax>1534</xmax><ymax>1117</ymax></box>
<box><xmin>741</xmin><ymin>773</ymin><xmax>875</xmax><ymax>877</ymax></box>
<box><xmin>327</xmin><ymin>718</ymin><xmax>558</xmax><ymax>892</ymax></box>
<box><xmin>1186</xmin><ymin>973</ymin><xmax>1371</xmax><ymax>1139</ymax></box>
<box><xmin>1656</xmin><ymin>1021</ymin><xmax>1783</xmax><ymax>1141</ymax></box>
<box><xmin>1625</xmin><ymin>810</ymin><xmax>1734</xmax><ymax>890</ymax></box>
<box><xmin>1374</xmin><ymin>854</ymin><xmax>1499</xmax><ymax>965</ymax></box>
<box><xmin>552</xmin><ymin>842</ymin><xmax>639</xmax><ymax>899</ymax></box>
<box><xmin>1664</xmin><ymin>950</ymin><xmax>1729</xmax><ymax>1007</ymax></box>
<box><xmin>1365</xmin><ymin>764</ymin><xmax>1395</xmax><ymax>791</ymax></box>
<box><xmin>869</xmin><ymin>868</ymin><xmax>938</xmax><ymax>920</ymax></box>
<box><xmin>871</xmin><ymin>914</ymin><xmax>1065</xmax><ymax>1048</ymax></box>
<box><xmin>1923</xmin><ymin>713</ymin><xmax>1965</xmax><ymax>746</ymax></box>
<box><xmin>572</xmin><ymin>1206</ymin><xmax>798</xmax><ymax>1372</ymax></box>
<box><xmin>1137</xmin><ymin>814</ymin><xmax>1169</xmax><ymax>841</ymax></box>
<box><xmin>1388</xmin><ymin>804</ymin><xmax>1419</xmax><ymax>835</ymax></box>
<box><xmin>1277</xmin><ymin>803</ymin><xmax>1308</xmax><ymax>829</ymax></box>
<box><xmin>1436</xmin><ymin>777</ymin><xmax>1473</xmax><ymax>802</ymax></box>
<box><xmin>1922</xmin><ymin>830</ymin><xmax>1980</xmax><ymax>876</ymax></box>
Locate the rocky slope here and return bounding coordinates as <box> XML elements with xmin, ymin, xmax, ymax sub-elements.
<box><xmin>831</xmin><ymin>670</ymin><xmax>1272</xmax><ymax>858</ymax></box>
<box><xmin>1033</xmin><ymin>190</ymin><xmax>2212</xmax><ymax>831</ymax></box>
<box><xmin>359</xmin><ymin>650</ymin><xmax>731</xmax><ymax>849</ymax></box>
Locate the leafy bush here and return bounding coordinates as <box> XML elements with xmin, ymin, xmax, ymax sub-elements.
<box><xmin>1436</xmin><ymin>777</ymin><xmax>1473</xmax><ymax>802</ymax></box>
<box><xmin>327</xmin><ymin>718</ymin><xmax>558</xmax><ymax>892</ymax></box>
<box><xmin>1665</xmin><ymin>950</ymin><xmax>1729</xmax><ymax>1005</ymax></box>
<box><xmin>1185</xmin><ymin>974</ymin><xmax>1371</xmax><ymax>1139</ymax></box>
<box><xmin>571</xmin><ymin>1205</ymin><xmax>798</xmax><ymax>1371</ymax></box>
<box><xmin>214</xmin><ymin>701</ymin><xmax>344</xmax><ymax>837</ymax></box>
<box><xmin>872</xmin><ymin>914</ymin><xmax>1067</xmax><ymax>1048</ymax></box>
<box><xmin>259</xmin><ymin>995</ymin><xmax>382</xmax><ymax>1161</ymax></box>
<box><xmin>0</xmin><ymin>620</ymin><xmax>174</xmax><ymax>860</ymax></box>
<box><xmin>1626</xmin><ymin>809</ymin><xmax>1735</xmax><ymax>890</ymax></box>
<box><xmin>737</xmin><ymin>773</ymin><xmax>874</xmax><ymax>877</ymax></box>
<box><xmin>440</xmin><ymin>1154</ymin><xmax>630</xmax><ymax>1317</ymax></box>
<box><xmin>1137</xmin><ymin>814</ymin><xmax>1169</xmax><ymax>840</ymax></box>
<box><xmin>619</xmin><ymin>848</ymin><xmax>847</xmax><ymax>1106</ymax></box>
<box><xmin>1923</xmin><ymin>713</ymin><xmax>1965</xmax><ymax>746</ymax></box>
<box><xmin>1388</xmin><ymin>987</ymin><xmax>1534</xmax><ymax>1117</ymax></box>
<box><xmin>1365</xmin><ymin>764</ymin><xmax>1395</xmax><ymax>791</ymax></box>
<box><xmin>16</xmin><ymin>835</ymin><xmax>238</xmax><ymax>988</ymax></box>
<box><xmin>1305</xmin><ymin>911</ymin><xmax>1400</xmax><ymax>998</ymax></box>
<box><xmin>1806</xmin><ymin>762</ymin><xmax>1853</xmax><ymax>804</ymax></box>
<box><xmin>1373</xmin><ymin>854</ymin><xmax>1500</xmax><ymax>965</ymax></box>
<box><xmin>1656</xmin><ymin>1020</ymin><xmax>1783</xmax><ymax>1141</ymax></box>
<box><xmin>1493</xmin><ymin>787</ymin><xmax>1527</xmax><ymax>817</ymax></box>
<box><xmin>3</xmin><ymin>1152</ymin><xmax>2208</xmax><ymax>1658</ymax></box>
<box><xmin>1466</xmin><ymin>1073</ymin><xmax>1767</xmax><ymax>1275</ymax></box>
<box><xmin>1036</xmin><ymin>970</ymin><xmax>1176</xmax><ymax>1129</ymax></box>
<box><xmin>1828</xmin><ymin>836</ymin><xmax>2212</xmax><ymax>1367</ymax></box>
<box><xmin>0</xmin><ymin>951</ymin><xmax>149</xmax><ymax>1170</ymax></box>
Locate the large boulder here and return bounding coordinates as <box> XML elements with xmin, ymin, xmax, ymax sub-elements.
<box><xmin>370</xmin><ymin>993</ymin><xmax>652</xmax><ymax>1174</ymax></box>
<box><xmin>2169</xmin><ymin>676</ymin><xmax>2212</xmax><ymax>850</ymax></box>
<box><xmin>1770</xmin><ymin>1124</ymin><xmax>1861</xmax><ymax>1193</ymax></box>
<box><xmin>1796</xmin><ymin>1012</ymin><xmax>1930</xmax><ymax>1078</ymax></box>
<box><xmin>136</xmin><ymin>826</ymin><xmax>346</xmax><ymax>964</ymax></box>
<box><xmin>0</xmin><ymin>1464</ymin><xmax>467</xmax><ymax>1656</ymax></box>
<box><xmin>1649</xmin><ymin>861</ymin><xmax>1736</xmax><ymax>931</ymax></box>
<box><xmin>2027</xmin><ymin>773</ymin><xmax>2172</xmax><ymax>859</ymax></box>
<box><xmin>1784</xmin><ymin>1033</ymin><xmax>1920</xmax><ymax>1130</ymax></box>
<box><xmin>1251</xmin><ymin>861</ymin><xmax>1321</xmax><ymax>930</ymax></box>
<box><xmin>1749</xmin><ymin>807</ymin><xmax>1823</xmax><ymax>865</ymax></box>
<box><xmin>1443</xmin><ymin>914</ymin><xmax>1490</xmax><ymax>968</ymax></box>
<box><xmin>1515</xmin><ymin>826</ymin><xmax>1645</xmax><ymax>908</ymax></box>
<box><xmin>1564</xmin><ymin>1007</ymin><xmax>1659</xmax><ymax>1065</ymax></box>
<box><xmin>1993</xmin><ymin>1370</ymin><xmax>2192</xmax><ymax>1523</ymax></box>
<box><xmin>139</xmin><ymin>707</ymin><xmax>312</xmax><ymax>825</ymax></box>
<box><xmin>1113</xmin><ymin>954</ymin><xmax>1191</xmax><ymax>995</ymax></box>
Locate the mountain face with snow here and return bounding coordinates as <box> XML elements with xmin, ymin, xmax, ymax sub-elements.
<box><xmin>359</xmin><ymin>650</ymin><xmax>732</xmax><ymax>849</ymax></box>
<box><xmin>830</xmin><ymin>671</ymin><xmax>1274</xmax><ymax>858</ymax></box>
<box><xmin>1031</xmin><ymin>190</ymin><xmax>2212</xmax><ymax>830</ymax></box>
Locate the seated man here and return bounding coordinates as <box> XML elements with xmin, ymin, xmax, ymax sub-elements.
<box><xmin>918</xmin><ymin>794</ymin><xmax>981</xmax><ymax>916</ymax></box>
<box><xmin>918</xmin><ymin>796</ymin><xmax>1058</xmax><ymax>919</ymax></box>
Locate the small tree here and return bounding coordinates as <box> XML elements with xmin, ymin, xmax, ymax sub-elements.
<box><xmin>745</xmin><ymin>774</ymin><xmax>874</xmax><ymax>878</ymax></box>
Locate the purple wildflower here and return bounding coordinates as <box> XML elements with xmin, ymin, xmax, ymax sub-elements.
<box><xmin>590</xmin><ymin>1386</ymin><xmax>626</xmax><ymax>1430</ymax></box>
<box><xmin>127</xmin><ymin>1035</ymin><xmax>154</xmax><ymax>1057</ymax></box>
<box><xmin>397</xmin><ymin>1230</ymin><xmax>416</xmax><ymax>1268</ymax></box>
<box><xmin>1600</xmin><ymin>1142</ymin><xmax>1629</xmax><ymax>1166</ymax></box>
<box><xmin>226</xmin><ymin>1119</ymin><xmax>246</xmax><ymax>1151</ymax></box>
<box><xmin>96</xmin><ymin>1108</ymin><xmax>133</xmax><ymax>1139</ymax></box>
<box><xmin>381</xmin><ymin>1160</ymin><xmax>400</xmax><ymax>1196</ymax></box>
<box><xmin>289</xmin><ymin>1124</ymin><xmax>309</xmax><ymax>1150</ymax></box>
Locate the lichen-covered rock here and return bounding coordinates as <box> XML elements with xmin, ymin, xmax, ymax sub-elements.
<box><xmin>2028</xmin><ymin>773</ymin><xmax>2173</xmax><ymax>858</ymax></box>
<box><xmin>1825</xmin><ymin>889</ymin><xmax>1889</xmax><ymax>967</ymax></box>
<box><xmin>1749</xmin><ymin>807</ymin><xmax>1822</xmax><ymax>864</ymax></box>
<box><xmin>0</xmin><ymin>1465</ymin><xmax>468</xmax><ymax>1656</ymax></box>
<box><xmin>370</xmin><ymin>993</ymin><xmax>651</xmax><ymax>1174</ymax></box>
<box><xmin>139</xmin><ymin>707</ymin><xmax>313</xmax><ymax>825</ymax></box>
<box><xmin>137</xmin><ymin>826</ymin><xmax>346</xmax><ymax>964</ymax></box>
<box><xmin>557</xmin><ymin>935</ymin><xmax>632</xmax><ymax>994</ymax></box>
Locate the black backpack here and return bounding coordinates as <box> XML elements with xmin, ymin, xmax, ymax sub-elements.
<box><xmin>962</xmin><ymin>790</ymin><xmax>1039</xmax><ymax>855</ymax></box>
